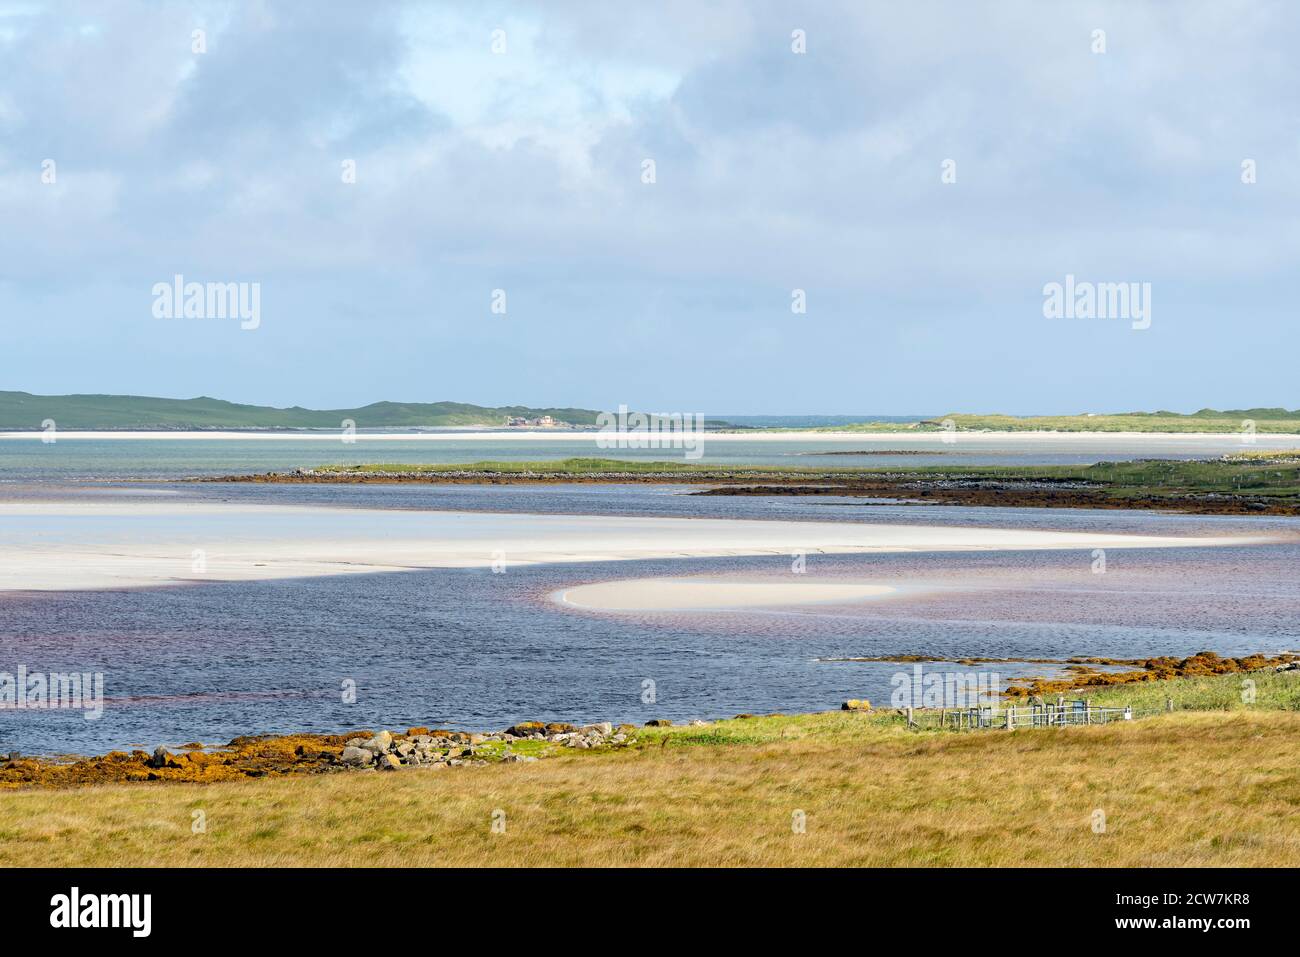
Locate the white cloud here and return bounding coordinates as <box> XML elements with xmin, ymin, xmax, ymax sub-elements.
<box><xmin>0</xmin><ymin>0</ymin><xmax>1297</xmax><ymax>411</ymax></box>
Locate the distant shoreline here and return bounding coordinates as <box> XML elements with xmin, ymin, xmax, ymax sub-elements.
<box><xmin>5</xmin><ymin>429</ymin><xmax>1300</xmax><ymax>442</ymax></box>
<box><xmin>205</xmin><ymin>453</ymin><xmax>1300</xmax><ymax>517</ymax></box>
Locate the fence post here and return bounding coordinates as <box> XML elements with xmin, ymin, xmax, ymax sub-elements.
<box><xmin>1165</xmin><ymin>697</ymin><xmax>1173</xmax><ymax>713</ymax></box>
<box><xmin>906</xmin><ymin>706</ymin><xmax>914</xmax><ymax>728</ymax></box>
<box><xmin>1085</xmin><ymin>700</ymin><xmax>1092</xmax><ymax>725</ymax></box>
<box><xmin>1007</xmin><ymin>706</ymin><xmax>1015</xmax><ymax>731</ymax></box>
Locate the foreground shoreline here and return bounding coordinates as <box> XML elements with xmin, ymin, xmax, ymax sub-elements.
<box><xmin>5</xmin><ymin>658</ymin><xmax>1294</xmax><ymax>790</ymax></box>
<box><xmin>2</xmin><ymin>669</ymin><xmax>1297</xmax><ymax>867</ymax></box>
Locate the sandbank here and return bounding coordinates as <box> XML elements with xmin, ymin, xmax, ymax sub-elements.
<box><xmin>0</xmin><ymin>500</ymin><xmax>1268</xmax><ymax>593</ymax></box>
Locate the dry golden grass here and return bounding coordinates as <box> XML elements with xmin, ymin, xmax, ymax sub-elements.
<box><xmin>1</xmin><ymin>710</ymin><xmax>1296</xmax><ymax>867</ymax></box>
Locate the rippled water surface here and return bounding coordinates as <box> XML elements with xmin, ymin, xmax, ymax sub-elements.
<box><xmin>1</xmin><ymin>441</ymin><xmax>1298</xmax><ymax>754</ymax></box>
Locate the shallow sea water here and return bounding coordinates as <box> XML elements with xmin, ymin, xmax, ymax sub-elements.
<box><xmin>1</xmin><ymin>440</ymin><xmax>1297</xmax><ymax>754</ymax></box>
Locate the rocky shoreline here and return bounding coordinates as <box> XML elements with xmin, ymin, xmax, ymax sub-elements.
<box><xmin>6</xmin><ymin>655</ymin><xmax>1295</xmax><ymax>790</ymax></box>
<box><xmin>337</xmin><ymin>720</ymin><xmax>631</xmax><ymax>770</ymax></box>
<box><xmin>0</xmin><ymin>717</ymin><xmax>697</xmax><ymax>790</ymax></box>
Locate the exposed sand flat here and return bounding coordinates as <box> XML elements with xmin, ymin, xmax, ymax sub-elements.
<box><xmin>557</xmin><ymin>579</ymin><xmax>899</xmax><ymax>611</ymax></box>
<box><xmin>0</xmin><ymin>500</ymin><xmax>1268</xmax><ymax>593</ymax></box>
<box><xmin>3</xmin><ymin>430</ymin><xmax>1300</xmax><ymax>444</ymax></box>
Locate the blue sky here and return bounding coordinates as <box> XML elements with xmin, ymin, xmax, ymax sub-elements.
<box><xmin>1</xmin><ymin>0</ymin><xmax>1297</xmax><ymax>414</ymax></box>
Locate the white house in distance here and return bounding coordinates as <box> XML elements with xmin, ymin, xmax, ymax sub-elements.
<box><xmin>505</xmin><ymin>415</ymin><xmax>564</xmax><ymax>428</ymax></box>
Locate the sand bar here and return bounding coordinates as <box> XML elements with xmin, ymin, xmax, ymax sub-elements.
<box><xmin>0</xmin><ymin>500</ymin><xmax>1269</xmax><ymax>593</ymax></box>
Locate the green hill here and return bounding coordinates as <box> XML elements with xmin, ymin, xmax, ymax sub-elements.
<box><xmin>0</xmin><ymin>391</ymin><xmax>610</xmax><ymax>431</ymax></box>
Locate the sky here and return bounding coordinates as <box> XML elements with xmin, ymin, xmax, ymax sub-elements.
<box><xmin>1</xmin><ymin>0</ymin><xmax>1297</xmax><ymax>415</ymax></box>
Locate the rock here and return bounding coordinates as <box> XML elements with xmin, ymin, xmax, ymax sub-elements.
<box><xmin>841</xmin><ymin>699</ymin><xmax>871</xmax><ymax>711</ymax></box>
<box><xmin>507</xmin><ymin>721</ymin><xmax>546</xmax><ymax>737</ymax></box>
<box><xmin>395</xmin><ymin>741</ymin><xmax>415</xmax><ymax>757</ymax></box>
<box><xmin>344</xmin><ymin>737</ymin><xmax>366</xmax><ymax>748</ymax></box>
<box><xmin>149</xmin><ymin>746</ymin><xmax>171</xmax><ymax>769</ymax></box>
<box><xmin>503</xmin><ymin>753</ymin><xmax>538</xmax><ymax>763</ymax></box>
<box><xmin>581</xmin><ymin>722</ymin><xmax>613</xmax><ymax>736</ymax></box>
<box><xmin>407</xmin><ymin>726</ymin><xmax>431</xmax><ymax>737</ymax></box>
<box><xmin>378</xmin><ymin>753</ymin><xmax>403</xmax><ymax>770</ymax></box>
<box><xmin>545</xmin><ymin>722</ymin><xmax>579</xmax><ymax>734</ymax></box>
<box><xmin>340</xmin><ymin>746</ymin><xmax>374</xmax><ymax>766</ymax></box>
<box><xmin>689</xmin><ymin>720</ymin><xmax>709</xmax><ymax>727</ymax></box>
<box><xmin>468</xmin><ymin>733</ymin><xmax>487</xmax><ymax>745</ymax></box>
<box><xmin>362</xmin><ymin>731</ymin><xmax>394</xmax><ymax>753</ymax></box>
<box><xmin>645</xmin><ymin>719</ymin><xmax>673</xmax><ymax>727</ymax></box>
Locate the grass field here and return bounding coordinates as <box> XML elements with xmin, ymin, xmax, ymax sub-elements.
<box><xmin>2</xmin><ymin>673</ymin><xmax>1296</xmax><ymax>867</ymax></box>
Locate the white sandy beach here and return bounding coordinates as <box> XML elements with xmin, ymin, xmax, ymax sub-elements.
<box><xmin>0</xmin><ymin>499</ymin><xmax>1269</xmax><ymax>594</ymax></box>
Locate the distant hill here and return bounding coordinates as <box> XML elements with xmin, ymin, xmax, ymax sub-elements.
<box><xmin>0</xmin><ymin>391</ymin><xmax>613</xmax><ymax>431</ymax></box>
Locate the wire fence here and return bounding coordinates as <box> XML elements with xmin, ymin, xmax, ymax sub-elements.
<box><xmin>904</xmin><ymin>696</ymin><xmax>1174</xmax><ymax>732</ymax></box>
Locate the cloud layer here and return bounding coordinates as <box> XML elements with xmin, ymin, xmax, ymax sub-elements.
<box><xmin>1</xmin><ymin>0</ymin><xmax>1297</xmax><ymax>413</ymax></box>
